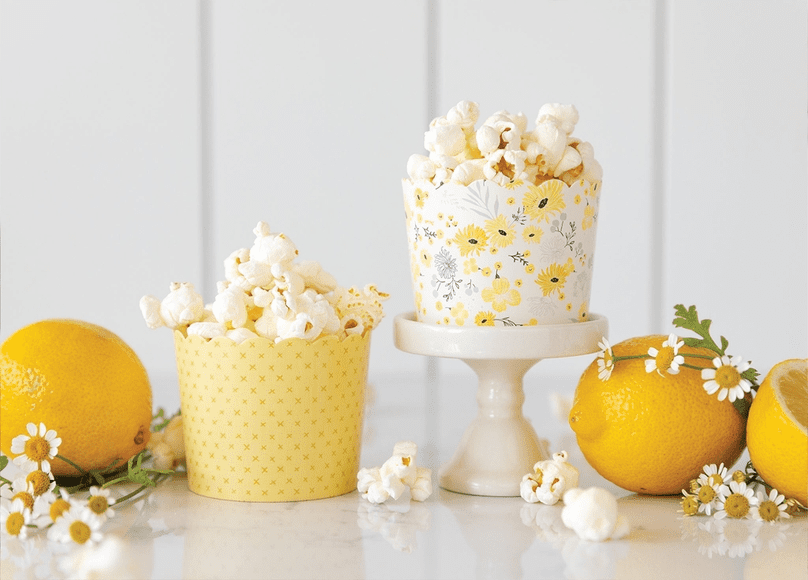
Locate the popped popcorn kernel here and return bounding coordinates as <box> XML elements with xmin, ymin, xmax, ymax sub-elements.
<box><xmin>357</xmin><ymin>441</ymin><xmax>432</xmax><ymax>504</ymax></box>
<box><xmin>520</xmin><ymin>450</ymin><xmax>580</xmax><ymax>505</ymax></box>
<box><xmin>561</xmin><ymin>487</ymin><xmax>630</xmax><ymax>542</ymax></box>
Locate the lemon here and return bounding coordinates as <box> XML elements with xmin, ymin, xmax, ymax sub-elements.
<box><xmin>1</xmin><ymin>319</ymin><xmax>152</xmax><ymax>476</ymax></box>
<box><xmin>746</xmin><ymin>358</ymin><xmax>807</xmax><ymax>505</ymax></box>
<box><xmin>569</xmin><ymin>335</ymin><xmax>747</xmax><ymax>495</ymax></box>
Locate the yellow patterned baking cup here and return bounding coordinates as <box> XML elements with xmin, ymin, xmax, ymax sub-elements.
<box><xmin>403</xmin><ymin>177</ymin><xmax>601</xmax><ymax>327</ymax></box>
<box><xmin>174</xmin><ymin>330</ymin><xmax>371</xmax><ymax>502</ymax></box>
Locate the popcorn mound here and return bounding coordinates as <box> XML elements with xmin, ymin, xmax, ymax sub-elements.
<box><xmin>140</xmin><ymin>221</ymin><xmax>388</xmax><ymax>343</ymax></box>
<box><xmin>403</xmin><ymin>101</ymin><xmax>603</xmax><ymax>327</ymax></box>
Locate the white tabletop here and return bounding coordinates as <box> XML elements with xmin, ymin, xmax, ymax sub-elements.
<box><xmin>2</xmin><ymin>371</ymin><xmax>805</xmax><ymax>580</ymax></box>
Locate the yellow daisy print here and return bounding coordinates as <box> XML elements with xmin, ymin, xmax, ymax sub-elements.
<box><xmin>452</xmin><ymin>224</ymin><xmax>488</xmax><ymax>257</ymax></box>
<box><xmin>463</xmin><ymin>258</ymin><xmax>479</xmax><ymax>275</ymax></box>
<box><xmin>474</xmin><ymin>311</ymin><xmax>496</xmax><ymax>326</ymax></box>
<box><xmin>414</xmin><ymin>188</ymin><xmax>429</xmax><ymax>209</ymax></box>
<box><xmin>450</xmin><ymin>303</ymin><xmax>469</xmax><ymax>326</ymax></box>
<box><xmin>504</xmin><ymin>179</ymin><xmax>524</xmax><ymax>190</ymax></box>
<box><xmin>522</xmin><ymin>225</ymin><xmax>543</xmax><ymax>244</ymax></box>
<box><xmin>574</xmin><ymin>193</ymin><xmax>582</xmax><ymax>205</ymax></box>
<box><xmin>523</xmin><ymin>180</ymin><xmax>566</xmax><ymax>223</ymax></box>
<box><xmin>481</xmin><ymin>267</ymin><xmax>492</xmax><ymax>277</ymax></box>
<box><xmin>481</xmin><ymin>277</ymin><xmax>521</xmax><ymax>313</ymax></box>
<box><xmin>435</xmin><ymin>301</ymin><xmax>443</xmax><ymax>311</ymax></box>
<box><xmin>578</xmin><ymin>302</ymin><xmax>589</xmax><ymax>321</ymax></box>
<box><xmin>582</xmin><ymin>203</ymin><xmax>595</xmax><ymax>230</ymax></box>
<box><xmin>535</xmin><ymin>258</ymin><xmax>575</xmax><ymax>297</ymax></box>
<box><xmin>420</xmin><ymin>249</ymin><xmax>433</xmax><ymax>268</ymax></box>
<box><xmin>484</xmin><ymin>215</ymin><xmax>516</xmax><ymax>249</ymax></box>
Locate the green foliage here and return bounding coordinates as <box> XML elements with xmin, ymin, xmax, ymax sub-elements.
<box><xmin>672</xmin><ymin>304</ymin><xmax>760</xmax><ymax>418</ymax></box>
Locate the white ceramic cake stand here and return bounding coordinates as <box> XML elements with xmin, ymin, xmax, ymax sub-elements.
<box><xmin>394</xmin><ymin>311</ymin><xmax>608</xmax><ymax>497</ymax></box>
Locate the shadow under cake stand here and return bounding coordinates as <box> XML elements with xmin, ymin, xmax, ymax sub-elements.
<box><xmin>393</xmin><ymin>311</ymin><xmax>608</xmax><ymax>497</ymax></box>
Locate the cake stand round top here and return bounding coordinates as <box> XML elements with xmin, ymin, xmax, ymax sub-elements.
<box><xmin>394</xmin><ymin>312</ymin><xmax>608</xmax><ymax>360</ymax></box>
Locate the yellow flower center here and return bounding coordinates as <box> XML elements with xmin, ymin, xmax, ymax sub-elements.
<box><xmin>6</xmin><ymin>512</ymin><xmax>24</xmax><ymax>536</ymax></box>
<box><xmin>50</xmin><ymin>499</ymin><xmax>71</xmax><ymax>522</ymax></box>
<box><xmin>723</xmin><ymin>493</ymin><xmax>750</xmax><ymax>518</ymax></box>
<box><xmin>681</xmin><ymin>496</ymin><xmax>699</xmax><ymax>516</ymax></box>
<box><xmin>26</xmin><ymin>470</ymin><xmax>51</xmax><ymax>496</ymax></box>
<box><xmin>88</xmin><ymin>495</ymin><xmax>108</xmax><ymax>515</ymax></box>
<box><xmin>732</xmin><ymin>470</ymin><xmax>746</xmax><ymax>483</ymax></box>
<box><xmin>757</xmin><ymin>500</ymin><xmax>780</xmax><ymax>522</ymax></box>
<box><xmin>69</xmin><ymin>520</ymin><xmax>92</xmax><ymax>544</ymax></box>
<box><xmin>655</xmin><ymin>346</ymin><xmax>676</xmax><ymax>371</ymax></box>
<box><xmin>698</xmin><ymin>485</ymin><xmax>716</xmax><ymax>504</ymax></box>
<box><xmin>24</xmin><ymin>436</ymin><xmax>50</xmax><ymax>462</ymax></box>
<box><xmin>12</xmin><ymin>491</ymin><xmax>34</xmax><ymax>511</ymax></box>
<box><xmin>708</xmin><ymin>473</ymin><xmax>724</xmax><ymax>487</ymax></box>
<box><xmin>715</xmin><ymin>364</ymin><xmax>741</xmax><ymax>389</ymax></box>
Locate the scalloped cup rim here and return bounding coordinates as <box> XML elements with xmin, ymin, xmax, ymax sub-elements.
<box><xmin>173</xmin><ymin>329</ymin><xmax>371</xmax><ymax>349</ymax></box>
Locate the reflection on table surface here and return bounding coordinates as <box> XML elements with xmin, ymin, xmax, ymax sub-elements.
<box><xmin>2</xmin><ymin>372</ymin><xmax>806</xmax><ymax>580</ymax></box>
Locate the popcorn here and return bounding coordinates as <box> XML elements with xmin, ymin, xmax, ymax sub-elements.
<box><xmin>406</xmin><ymin>100</ymin><xmax>600</xmax><ymax>188</ymax></box>
<box><xmin>561</xmin><ymin>487</ymin><xmax>630</xmax><ymax>542</ymax></box>
<box><xmin>187</xmin><ymin>321</ymin><xmax>227</xmax><ymax>339</ymax></box>
<box><xmin>357</xmin><ymin>441</ymin><xmax>432</xmax><ymax>504</ymax></box>
<box><xmin>225</xmin><ymin>327</ymin><xmax>258</xmax><ymax>344</ymax></box>
<box><xmin>520</xmin><ymin>451</ymin><xmax>580</xmax><ymax>505</ymax></box>
<box><xmin>141</xmin><ymin>221</ymin><xmax>387</xmax><ymax>344</ymax></box>
<box><xmin>424</xmin><ymin>117</ymin><xmax>466</xmax><ymax>157</ymax></box>
<box><xmin>211</xmin><ymin>283</ymin><xmax>249</xmax><ymax>329</ymax></box>
<box><xmin>139</xmin><ymin>282</ymin><xmax>205</xmax><ymax>330</ymax></box>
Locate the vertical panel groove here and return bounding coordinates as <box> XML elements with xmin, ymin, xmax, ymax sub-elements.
<box><xmin>199</xmin><ymin>0</ymin><xmax>215</xmax><ymax>299</ymax></box>
<box><xmin>650</xmin><ymin>0</ymin><xmax>668</xmax><ymax>332</ymax></box>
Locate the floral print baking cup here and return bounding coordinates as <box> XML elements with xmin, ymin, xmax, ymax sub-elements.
<box><xmin>403</xmin><ymin>177</ymin><xmax>600</xmax><ymax>326</ymax></box>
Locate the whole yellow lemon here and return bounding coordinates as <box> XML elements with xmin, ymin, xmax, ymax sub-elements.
<box><xmin>1</xmin><ymin>319</ymin><xmax>152</xmax><ymax>476</ymax></box>
<box><xmin>746</xmin><ymin>358</ymin><xmax>807</xmax><ymax>505</ymax></box>
<box><xmin>569</xmin><ymin>335</ymin><xmax>747</xmax><ymax>495</ymax></box>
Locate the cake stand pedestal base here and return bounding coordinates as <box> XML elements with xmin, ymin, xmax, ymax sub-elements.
<box><xmin>394</xmin><ymin>312</ymin><xmax>608</xmax><ymax>497</ymax></box>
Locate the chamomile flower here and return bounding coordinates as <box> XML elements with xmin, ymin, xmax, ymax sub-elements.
<box><xmin>86</xmin><ymin>486</ymin><xmax>116</xmax><ymax>522</ymax></box>
<box><xmin>1</xmin><ymin>478</ymin><xmax>36</xmax><ymax>512</ymax></box>
<box><xmin>1</xmin><ymin>498</ymin><xmax>32</xmax><ymax>539</ymax></box>
<box><xmin>51</xmin><ymin>506</ymin><xmax>103</xmax><ymax>546</ymax></box>
<box><xmin>752</xmin><ymin>488</ymin><xmax>791</xmax><ymax>523</ymax></box>
<box><xmin>24</xmin><ymin>468</ymin><xmax>55</xmax><ymax>497</ymax></box>
<box><xmin>701</xmin><ymin>355</ymin><xmax>753</xmax><ymax>402</ymax></box>
<box><xmin>695</xmin><ymin>482</ymin><xmax>721</xmax><ymax>516</ymax></box>
<box><xmin>699</xmin><ymin>463</ymin><xmax>730</xmax><ymax>488</ymax></box>
<box><xmin>10</xmin><ymin>422</ymin><xmax>61</xmax><ymax>473</ymax></box>
<box><xmin>715</xmin><ymin>480</ymin><xmax>758</xmax><ymax>520</ymax></box>
<box><xmin>679</xmin><ymin>490</ymin><xmax>699</xmax><ymax>516</ymax></box>
<box><xmin>39</xmin><ymin>488</ymin><xmax>75</xmax><ymax>536</ymax></box>
<box><xmin>596</xmin><ymin>338</ymin><xmax>614</xmax><ymax>381</ymax></box>
<box><xmin>645</xmin><ymin>333</ymin><xmax>684</xmax><ymax>375</ymax></box>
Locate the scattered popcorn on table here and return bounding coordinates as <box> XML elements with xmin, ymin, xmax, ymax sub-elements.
<box><xmin>520</xmin><ymin>451</ymin><xmax>580</xmax><ymax>505</ymax></box>
<box><xmin>357</xmin><ymin>441</ymin><xmax>433</xmax><ymax>504</ymax></box>
<box><xmin>140</xmin><ymin>221</ymin><xmax>388</xmax><ymax>343</ymax></box>
<box><xmin>406</xmin><ymin>100</ymin><xmax>602</xmax><ymax>188</ymax></box>
<box><xmin>561</xmin><ymin>487</ymin><xmax>630</xmax><ymax>542</ymax></box>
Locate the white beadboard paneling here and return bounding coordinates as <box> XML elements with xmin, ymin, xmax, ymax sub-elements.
<box><xmin>0</xmin><ymin>1</ymin><xmax>201</xmax><ymax>406</ymax></box>
<box><xmin>665</xmin><ymin>1</ymin><xmax>808</xmax><ymax>372</ymax></box>
<box><xmin>208</xmin><ymin>1</ymin><xmax>428</xmax><ymax>377</ymax></box>
<box><xmin>436</xmin><ymin>0</ymin><xmax>656</xmax><ymax>378</ymax></box>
